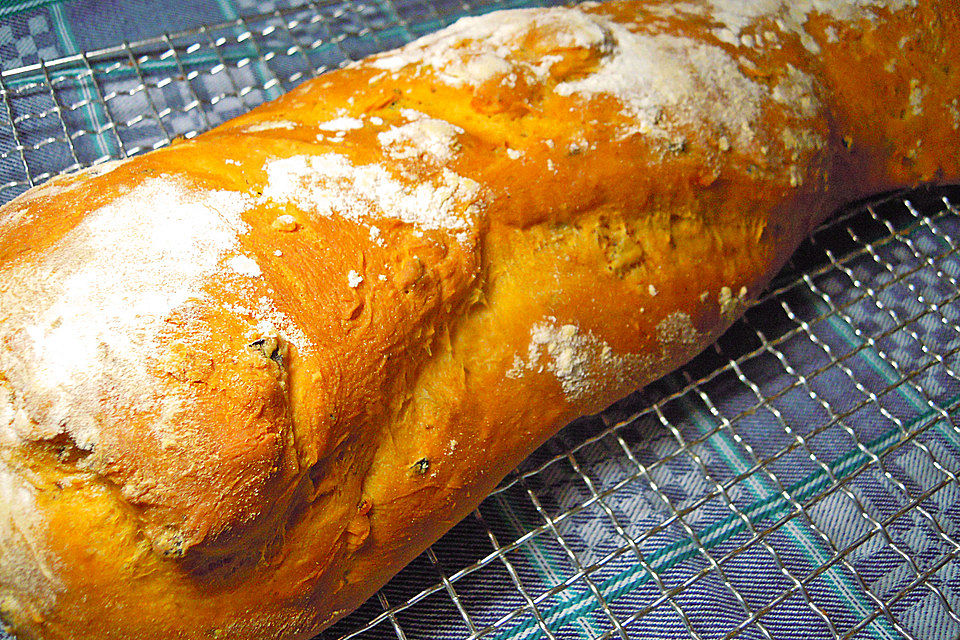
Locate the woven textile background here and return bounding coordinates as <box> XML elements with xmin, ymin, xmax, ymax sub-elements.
<box><xmin>1</xmin><ymin>2</ymin><xmax>960</xmax><ymax>640</ymax></box>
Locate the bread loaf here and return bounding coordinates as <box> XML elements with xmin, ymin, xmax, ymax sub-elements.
<box><xmin>2</xmin><ymin>0</ymin><xmax>959</xmax><ymax>637</ymax></box>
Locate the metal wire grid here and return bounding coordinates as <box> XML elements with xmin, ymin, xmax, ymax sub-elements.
<box><xmin>0</xmin><ymin>0</ymin><xmax>549</xmax><ymax>200</ymax></box>
<box><xmin>351</xmin><ymin>191</ymin><xmax>960</xmax><ymax>640</ymax></box>
<box><xmin>330</xmin><ymin>189</ymin><xmax>960</xmax><ymax>640</ymax></box>
<box><xmin>2</xmin><ymin>1</ymin><xmax>960</xmax><ymax>639</ymax></box>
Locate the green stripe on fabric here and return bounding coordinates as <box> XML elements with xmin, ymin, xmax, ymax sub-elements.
<box><xmin>825</xmin><ymin>308</ymin><xmax>960</xmax><ymax>453</ymax></box>
<box><xmin>491</xmin><ymin>411</ymin><xmax>950</xmax><ymax>640</ymax></box>
<box><xmin>802</xmin><ymin>261</ymin><xmax>960</xmax><ymax>459</ymax></box>
<box><xmin>373</xmin><ymin>0</ymin><xmax>416</xmax><ymax>43</ymax></box>
<box><xmin>47</xmin><ymin>2</ymin><xmax>114</xmax><ymax>158</ymax></box>
<box><xmin>211</xmin><ymin>0</ymin><xmax>292</xmax><ymax>101</ymax></box>
<box><xmin>0</xmin><ymin>0</ymin><xmax>60</xmax><ymax>19</ymax></box>
<box><xmin>491</xmin><ymin>493</ymin><xmax>597</xmax><ymax>640</ymax></box>
<box><xmin>678</xmin><ymin>395</ymin><xmax>898</xmax><ymax>640</ymax></box>
<box><xmin>776</xmin><ymin>263</ymin><xmax>948</xmax><ymax>638</ymax></box>
<box><xmin>6</xmin><ymin>52</ymin><xmax>232</xmax><ymax>88</ymax></box>
<box><xmin>2</xmin><ymin>0</ymin><xmax>548</xmax><ymax>91</ymax></box>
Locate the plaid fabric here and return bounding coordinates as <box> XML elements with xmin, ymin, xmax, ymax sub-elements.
<box><xmin>2</xmin><ymin>2</ymin><xmax>960</xmax><ymax>640</ymax></box>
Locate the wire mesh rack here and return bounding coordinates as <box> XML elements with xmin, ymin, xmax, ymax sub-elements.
<box><xmin>2</xmin><ymin>1</ymin><xmax>960</xmax><ymax>639</ymax></box>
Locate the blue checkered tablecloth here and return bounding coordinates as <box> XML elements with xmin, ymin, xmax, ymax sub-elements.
<box><xmin>1</xmin><ymin>2</ymin><xmax>960</xmax><ymax>640</ymax></box>
<box><xmin>0</xmin><ymin>0</ymin><xmax>297</xmax><ymax>60</ymax></box>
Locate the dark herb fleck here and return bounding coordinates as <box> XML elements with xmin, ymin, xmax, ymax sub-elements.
<box><xmin>248</xmin><ymin>337</ymin><xmax>283</xmax><ymax>365</ymax></box>
<box><xmin>413</xmin><ymin>458</ymin><xmax>430</xmax><ymax>475</ymax></box>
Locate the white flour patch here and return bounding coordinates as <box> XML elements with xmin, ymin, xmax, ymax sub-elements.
<box><xmin>377</xmin><ymin>111</ymin><xmax>464</xmax><ymax>164</ymax></box>
<box><xmin>367</xmin><ymin>4</ymin><xmax>836</xmax><ymax>144</ymax></box>
<box><xmin>507</xmin><ymin>317</ymin><xmax>651</xmax><ymax>401</ymax></box>
<box><xmin>317</xmin><ymin>116</ymin><xmax>365</xmax><ymax>131</ymax></box>
<box><xmin>555</xmin><ymin>25</ymin><xmax>766</xmax><ymax>145</ymax></box>
<box><xmin>701</xmin><ymin>0</ymin><xmax>917</xmax><ymax>53</ymax></box>
<box><xmin>771</xmin><ymin>64</ymin><xmax>821</xmax><ymax>120</ymax></box>
<box><xmin>243</xmin><ymin>120</ymin><xmax>299</xmax><ymax>133</ymax></box>
<box><xmin>0</xmin><ymin>201</ymin><xmax>34</xmax><ymax>230</ymax></box>
<box><xmin>656</xmin><ymin>311</ymin><xmax>698</xmax><ymax>346</ymax></box>
<box><xmin>949</xmin><ymin>99</ymin><xmax>960</xmax><ymax>131</ymax></box>
<box><xmin>908</xmin><ymin>79</ymin><xmax>927</xmax><ymax>117</ymax></box>
<box><xmin>225</xmin><ymin>294</ymin><xmax>311</xmax><ymax>352</ymax></box>
<box><xmin>228</xmin><ymin>254</ymin><xmax>262</xmax><ymax>278</ymax></box>
<box><xmin>0</xmin><ymin>456</ymin><xmax>65</xmax><ymax>608</ymax></box>
<box><xmin>369</xmin><ymin>7</ymin><xmax>606</xmax><ymax>86</ymax></box>
<box><xmin>0</xmin><ymin>177</ymin><xmax>252</xmax><ymax>449</ymax></box>
<box><xmin>260</xmin><ymin>153</ymin><xmax>482</xmax><ymax>244</ymax></box>
<box><xmin>0</xmin><ymin>381</ymin><xmax>26</xmax><ymax>448</ymax></box>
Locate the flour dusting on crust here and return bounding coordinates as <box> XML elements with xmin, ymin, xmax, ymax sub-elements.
<box><xmin>377</xmin><ymin>110</ymin><xmax>464</xmax><ymax>164</ymax></box>
<box><xmin>0</xmin><ymin>456</ymin><xmax>64</xmax><ymax>607</ymax></box>
<box><xmin>507</xmin><ymin>317</ymin><xmax>653</xmax><ymax>401</ymax></box>
<box><xmin>228</xmin><ymin>254</ymin><xmax>263</xmax><ymax>278</ymax></box>
<box><xmin>701</xmin><ymin>0</ymin><xmax>918</xmax><ymax>52</ymax></box>
<box><xmin>367</xmin><ymin>6</ymin><xmax>827</xmax><ymax>145</ymax></box>
<box><xmin>243</xmin><ymin>120</ymin><xmax>299</xmax><ymax>133</ymax></box>
<box><xmin>656</xmin><ymin>311</ymin><xmax>698</xmax><ymax>346</ymax></box>
<box><xmin>370</xmin><ymin>7</ymin><xmax>606</xmax><ymax>85</ymax></box>
<box><xmin>260</xmin><ymin>153</ymin><xmax>482</xmax><ymax>244</ymax></box>
<box><xmin>0</xmin><ymin>177</ymin><xmax>253</xmax><ymax>449</ymax></box>
<box><xmin>226</xmin><ymin>295</ymin><xmax>311</xmax><ymax>351</ymax></box>
<box><xmin>317</xmin><ymin>116</ymin><xmax>365</xmax><ymax>132</ymax></box>
<box><xmin>556</xmin><ymin>27</ymin><xmax>765</xmax><ymax>144</ymax></box>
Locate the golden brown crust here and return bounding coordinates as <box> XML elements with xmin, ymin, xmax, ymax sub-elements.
<box><xmin>2</xmin><ymin>1</ymin><xmax>960</xmax><ymax>638</ymax></box>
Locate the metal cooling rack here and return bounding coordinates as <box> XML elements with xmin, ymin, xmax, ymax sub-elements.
<box><xmin>3</xmin><ymin>1</ymin><xmax>960</xmax><ymax>639</ymax></box>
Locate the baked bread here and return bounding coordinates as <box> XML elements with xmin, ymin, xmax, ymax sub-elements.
<box><xmin>2</xmin><ymin>0</ymin><xmax>959</xmax><ymax>638</ymax></box>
